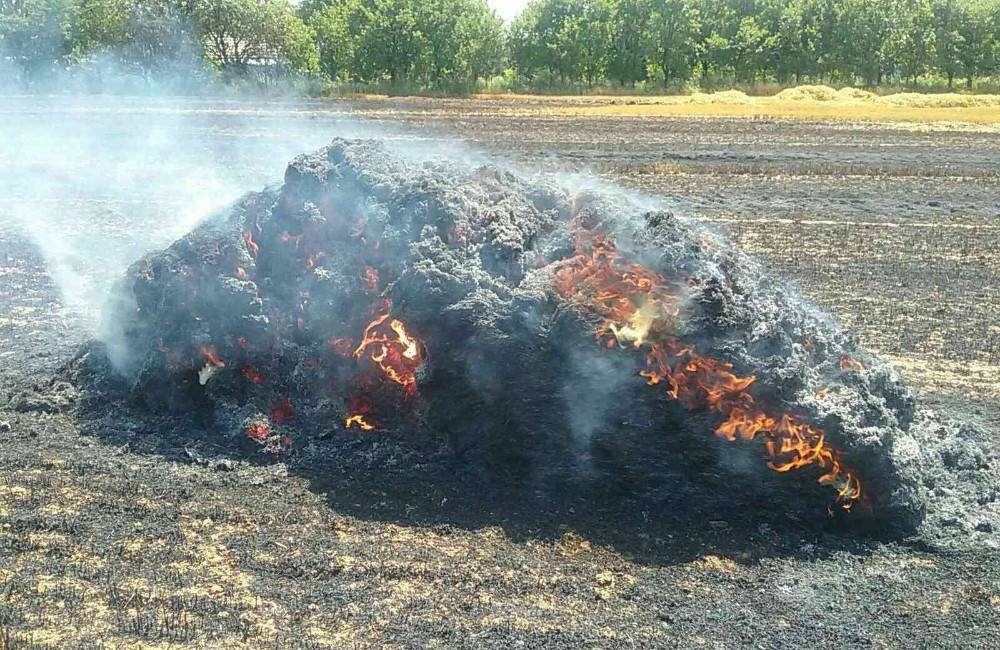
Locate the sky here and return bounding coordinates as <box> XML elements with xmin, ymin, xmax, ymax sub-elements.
<box><xmin>488</xmin><ymin>0</ymin><xmax>529</xmax><ymax>22</ymax></box>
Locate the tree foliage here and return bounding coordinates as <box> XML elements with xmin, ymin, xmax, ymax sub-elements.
<box><xmin>194</xmin><ymin>0</ymin><xmax>317</xmax><ymax>75</ymax></box>
<box><xmin>309</xmin><ymin>0</ymin><xmax>503</xmax><ymax>86</ymax></box>
<box><xmin>3</xmin><ymin>0</ymin><xmax>1000</xmax><ymax>89</ymax></box>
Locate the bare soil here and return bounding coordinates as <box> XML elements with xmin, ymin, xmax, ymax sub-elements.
<box><xmin>0</xmin><ymin>97</ymin><xmax>998</xmax><ymax>648</ymax></box>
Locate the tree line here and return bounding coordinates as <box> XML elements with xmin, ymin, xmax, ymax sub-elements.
<box><xmin>2</xmin><ymin>0</ymin><xmax>999</xmax><ymax>91</ymax></box>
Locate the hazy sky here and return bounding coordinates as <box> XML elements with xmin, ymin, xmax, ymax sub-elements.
<box><xmin>489</xmin><ymin>0</ymin><xmax>529</xmax><ymax>22</ymax></box>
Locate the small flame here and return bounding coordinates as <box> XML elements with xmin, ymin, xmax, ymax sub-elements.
<box><xmin>354</xmin><ymin>310</ymin><xmax>424</xmax><ymax>396</ymax></box>
<box><xmin>270</xmin><ymin>399</ymin><xmax>295</xmax><ymax>424</ymax></box>
<box><xmin>305</xmin><ymin>255</ymin><xmax>316</xmax><ymax>272</ymax></box>
<box><xmin>199</xmin><ymin>346</ymin><xmax>225</xmax><ymax>368</ymax></box>
<box><xmin>245</xmin><ymin>420</ymin><xmax>270</xmax><ymax>441</ymax></box>
<box><xmin>608</xmin><ymin>300</ymin><xmax>663</xmax><ymax>348</ymax></box>
<box><xmin>236</xmin><ymin>266</ymin><xmax>248</xmax><ymax>280</ymax></box>
<box><xmin>243</xmin><ymin>231</ymin><xmax>259</xmax><ymax>257</ymax></box>
<box><xmin>344</xmin><ymin>414</ymin><xmax>375</xmax><ymax>431</ymax></box>
<box><xmin>363</xmin><ymin>266</ymin><xmax>380</xmax><ymax>295</ymax></box>
<box><xmin>840</xmin><ymin>355</ymin><xmax>864</xmax><ymax>373</ymax></box>
<box><xmin>281</xmin><ymin>232</ymin><xmax>303</xmax><ymax>248</ymax></box>
<box><xmin>243</xmin><ymin>367</ymin><xmax>265</xmax><ymax>385</ymax></box>
<box><xmin>330</xmin><ymin>337</ymin><xmax>354</xmax><ymax>358</ymax></box>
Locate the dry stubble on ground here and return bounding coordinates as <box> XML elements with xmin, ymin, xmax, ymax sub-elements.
<box><xmin>0</xmin><ymin>96</ymin><xmax>998</xmax><ymax>648</ymax></box>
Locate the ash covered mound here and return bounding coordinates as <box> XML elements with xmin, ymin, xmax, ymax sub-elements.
<box><xmin>72</xmin><ymin>138</ymin><xmax>996</xmax><ymax>548</ymax></box>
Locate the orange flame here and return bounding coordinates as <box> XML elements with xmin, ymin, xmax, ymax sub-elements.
<box><xmin>243</xmin><ymin>367</ymin><xmax>265</xmax><ymax>385</ymax></box>
<box><xmin>243</xmin><ymin>231</ymin><xmax>259</xmax><ymax>258</ymax></box>
<box><xmin>330</xmin><ymin>337</ymin><xmax>354</xmax><ymax>358</ymax></box>
<box><xmin>270</xmin><ymin>399</ymin><xmax>295</xmax><ymax>424</ymax></box>
<box><xmin>344</xmin><ymin>414</ymin><xmax>376</xmax><ymax>431</ymax></box>
<box><xmin>840</xmin><ymin>355</ymin><xmax>864</xmax><ymax>373</ymax></box>
<box><xmin>236</xmin><ymin>266</ymin><xmax>248</xmax><ymax>280</ymax></box>
<box><xmin>353</xmin><ymin>308</ymin><xmax>423</xmax><ymax>396</ymax></box>
<box><xmin>555</xmin><ymin>224</ymin><xmax>863</xmax><ymax>511</ymax></box>
<box><xmin>245</xmin><ymin>420</ymin><xmax>270</xmax><ymax>441</ymax></box>
<box><xmin>363</xmin><ymin>266</ymin><xmax>380</xmax><ymax>295</ymax></box>
<box><xmin>199</xmin><ymin>346</ymin><xmax>225</xmax><ymax>368</ymax></box>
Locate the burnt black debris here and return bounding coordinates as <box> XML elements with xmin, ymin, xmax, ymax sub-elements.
<box><xmin>66</xmin><ymin>138</ymin><xmax>997</xmax><ymax>549</ymax></box>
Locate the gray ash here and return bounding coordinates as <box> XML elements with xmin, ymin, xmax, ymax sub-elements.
<box><xmin>61</xmin><ymin>138</ymin><xmax>998</xmax><ymax>549</ymax></box>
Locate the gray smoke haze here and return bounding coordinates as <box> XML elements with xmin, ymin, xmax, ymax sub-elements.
<box><xmin>0</xmin><ymin>92</ymin><xmax>393</xmax><ymax>329</ymax></box>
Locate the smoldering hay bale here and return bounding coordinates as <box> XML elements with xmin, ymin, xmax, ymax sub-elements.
<box><xmin>91</xmin><ymin>138</ymin><xmax>997</xmax><ymax>548</ymax></box>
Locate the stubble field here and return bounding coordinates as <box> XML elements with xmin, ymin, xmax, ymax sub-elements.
<box><xmin>0</xmin><ymin>96</ymin><xmax>998</xmax><ymax>648</ymax></box>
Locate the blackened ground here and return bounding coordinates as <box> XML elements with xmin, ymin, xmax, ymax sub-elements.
<box><xmin>1</xmin><ymin>98</ymin><xmax>999</xmax><ymax>647</ymax></box>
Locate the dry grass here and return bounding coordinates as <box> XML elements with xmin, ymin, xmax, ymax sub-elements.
<box><xmin>460</xmin><ymin>86</ymin><xmax>1000</xmax><ymax>126</ymax></box>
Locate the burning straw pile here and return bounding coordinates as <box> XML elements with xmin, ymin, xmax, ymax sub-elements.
<box><xmin>84</xmin><ymin>138</ymin><xmax>996</xmax><ymax>547</ymax></box>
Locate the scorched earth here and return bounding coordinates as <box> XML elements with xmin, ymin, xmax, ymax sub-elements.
<box><xmin>0</xmin><ymin>96</ymin><xmax>998</xmax><ymax>648</ymax></box>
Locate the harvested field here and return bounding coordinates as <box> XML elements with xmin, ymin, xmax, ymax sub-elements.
<box><xmin>1</xmin><ymin>96</ymin><xmax>998</xmax><ymax>648</ymax></box>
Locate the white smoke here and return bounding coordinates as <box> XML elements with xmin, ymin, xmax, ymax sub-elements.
<box><xmin>0</xmin><ymin>91</ymin><xmax>391</xmax><ymax>331</ymax></box>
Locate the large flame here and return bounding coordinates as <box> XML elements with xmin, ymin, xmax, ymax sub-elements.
<box><xmin>555</xmin><ymin>223</ymin><xmax>862</xmax><ymax>511</ymax></box>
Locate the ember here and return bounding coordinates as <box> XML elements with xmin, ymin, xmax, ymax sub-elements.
<box><xmin>363</xmin><ymin>266</ymin><xmax>380</xmax><ymax>294</ymax></box>
<box><xmin>97</xmin><ymin>138</ymin><xmax>977</xmax><ymax>532</ymax></box>
<box><xmin>270</xmin><ymin>399</ymin><xmax>295</xmax><ymax>424</ymax></box>
<box><xmin>330</xmin><ymin>337</ymin><xmax>354</xmax><ymax>357</ymax></box>
<box><xmin>353</xmin><ymin>308</ymin><xmax>423</xmax><ymax>397</ymax></box>
<box><xmin>840</xmin><ymin>355</ymin><xmax>865</xmax><ymax>373</ymax></box>
<box><xmin>556</xmin><ymin>224</ymin><xmax>863</xmax><ymax>510</ymax></box>
<box><xmin>243</xmin><ymin>231</ymin><xmax>259</xmax><ymax>257</ymax></box>
<box><xmin>245</xmin><ymin>420</ymin><xmax>270</xmax><ymax>441</ymax></box>
<box><xmin>344</xmin><ymin>413</ymin><xmax>375</xmax><ymax>431</ymax></box>
<box><xmin>243</xmin><ymin>367</ymin><xmax>265</xmax><ymax>385</ymax></box>
<box><xmin>199</xmin><ymin>347</ymin><xmax>225</xmax><ymax>368</ymax></box>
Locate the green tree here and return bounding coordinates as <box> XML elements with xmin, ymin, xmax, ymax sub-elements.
<box><xmin>411</xmin><ymin>0</ymin><xmax>504</xmax><ymax>85</ymax></box>
<box><xmin>122</xmin><ymin>0</ymin><xmax>199</xmax><ymax>77</ymax></box>
<box><xmin>0</xmin><ymin>0</ymin><xmax>67</xmax><ymax>75</ymax></box>
<box><xmin>61</xmin><ymin>0</ymin><xmax>128</xmax><ymax>58</ymax></box>
<box><xmin>772</xmin><ymin>0</ymin><xmax>822</xmax><ymax>83</ymax></box>
<box><xmin>956</xmin><ymin>0</ymin><xmax>996</xmax><ymax>87</ymax></box>
<box><xmin>730</xmin><ymin>14</ymin><xmax>770</xmax><ymax>82</ymax></box>
<box><xmin>645</xmin><ymin>0</ymin><xmax>701</xmax><ymax>87</ymax></box>
<box><xmin>357</xmin><ymin>0</ymin><xmax>429</xmax><ymax>83</ymax></box>
<box><xmin>453</xmin><ymin>0</ymin><xmax>505</xmax><ymax>83</ymax></box>
<box><xmin>194</xmin><ymin>0</ymin><xmax>318</xmax><ymax>76</ymax></box>
<box><xmin>691</xmin><ymin>0</ymin><xmax>736</xmax><ymax>82</ymax></box>
<box><xmin>607</xmin><ymin>0</ymin><xmax>649</xmax><ymax>86</ymax></box>
<box><xmin>889</xmin><ymin>0</ymin><xmax>936</xmax><ymax>84</ymax></box>
<box><xmin>835</xmin><ymin>0</ymin><xmax>894</xmax><ymax>85</ymax></box>
<box><xmin>933</xmin><ymin>0</ymin><xmax>964</xmax><ymax>88</ymax></box>
<box><xmin>309</xmin><ymin>0</ymin><xmax>361</xmax><ymax>81</ymax></box>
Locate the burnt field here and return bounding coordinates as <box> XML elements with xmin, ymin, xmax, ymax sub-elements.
<box><xmin>1</xmin><ymin>97</ymin><xmax>999</xmax><ymax>648</ymax></box>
